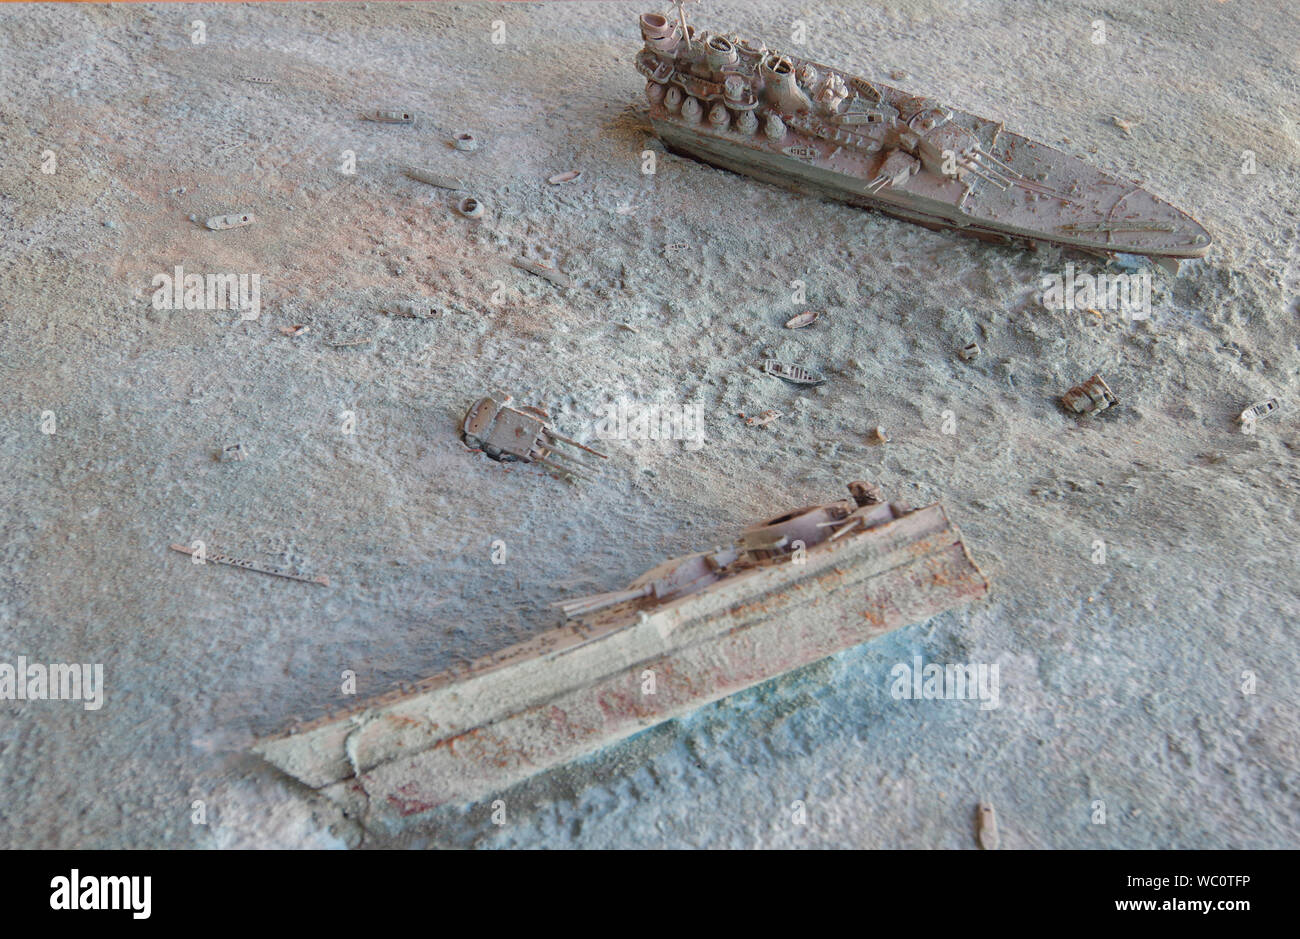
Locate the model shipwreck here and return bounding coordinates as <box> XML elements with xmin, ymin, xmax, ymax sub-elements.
<box><xmin>254</xmin><ymin>482</ymin><xmax>988</xmax><ymax>823</ymax></box>
<box><xmin>635</xmin><ymin>7</ymin><xmax>1210</xmax><ymax>259</ymax></box>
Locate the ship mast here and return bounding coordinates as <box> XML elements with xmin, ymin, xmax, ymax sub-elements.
<box><xmin>670</xmin><ymin>0</ymin><xmax>693</xmax><ymax>49</ymax></box>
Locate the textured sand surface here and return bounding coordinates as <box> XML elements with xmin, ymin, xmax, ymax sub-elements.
<box><xmin>0</xmin><ymin>0</ymin><xmax>1297</xmax><ymax>848</ymax></box>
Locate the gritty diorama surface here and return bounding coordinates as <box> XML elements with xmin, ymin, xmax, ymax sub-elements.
<box><xmin>0</xmin><ymin>0</ymin><xmax>1296</xmax><ymax>849</ymax></box>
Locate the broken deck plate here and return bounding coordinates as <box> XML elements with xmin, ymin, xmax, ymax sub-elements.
<box><xmin>365</xmin><ymin>109</ymin><xmax>415</xmax><ymax>124</ymax></box>
<box><xmin>253</xmin><ymin>482</ymin><xmax>987</xmax><ymax>827</ymax></box>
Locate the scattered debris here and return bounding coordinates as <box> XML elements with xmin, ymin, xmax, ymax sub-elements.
<box><xmin>381</xmin><ymin>300</ymin><xmax>440</xmax><ymax>319</ymax></box>
<box><xmin>326</xmin><ymin>336</ymin><xmax>373</xmax><ymax>347</ymax></box>
<box><xmin>1239</xmin><ymin>398</ymin><xmax>1279</xmax><ymax>425</ymax></box>
<box><xmin>870</xmin><ymin>425</ymin><xmax>889</xmax><ymax>443</ymax></box>
<box><xmin>242</xmin><ymin>76</ymin><xmax>274</xmax><ymax>84</ymax></box>
<box><xmin>219</xmin><ymin>443</ymin><xmax>247</xmax><ymax>462</ymax></box>
<box><xmin>762</xmin><ymin>359</ymin><xmax>825</xmax><ymax>385</ymax></box>
<box><xmin>204</xmin><ymin>213</ymin><xmax>254</xmax><ymax>231</ymax></box>
<box><xmin>662</xmin><ymin>242</ymin><xmax>688</xmax><ymax>253</ymax></box>
<box><xmin>744</xmin><ymin>409</ymin><xmax>783</xmax><ymax>427</ymax></box>
<box><xmin>976</xmin><ymin>802</ymin><xmax>1000</xmax><ymax>850</ymax></box>
<box><xmin>1061</xmin><ymin>374</ymin><xmax>1118</xmax><ymax>416</ymax></box>
<box><xmin>452</xmin><ymin>132</ymin><xmax>478</xmax><ymax>151</ymax></box>
<box><xmin>618</xmin><ymin>323</ymin><xmax>639</xmax><ymax>333</ymax></box>
<box><xmin>365</xmin><ymin>109</ymin><xmax>414</xmax><ymax>124</ymax></box>
<box><xmin>889</xmin><ymin>69</ymin><xmax>908</xmax><ymax>80</ymax></box>
<box><xmin>959</xmin><ymin>341</ymin><xmax>981</xmax><ymax>360</ymax></box>
<box><xmin>253</xmin><ymin>481</ymin><xmax>989</xmax><ymax>818</ymax></box>
<box><xmin>548</xmin><ymin>170</ymin><xmax>582</xmax><ymax>185</ymax></box>
<box><xmin>457</xmin><ymin>196</ymin><xmax>485</xmax><ymax>219</ymax></box>
<box><xmin>512</xmin><ymin>256</ymin><xmax>571</xmax><ymax>288</ymax></box>
<box><xmin>403</xmin><ymin>166</ymin><xmax>466</xmax><ymax>190</ymax></box>
<box><xmin>784</xmin><ymin>310</ymin><xmax>820</xmax><ymax>329</ymax></box>
<box><xmin>278</xmin><ymin>324</ymin><xmax>309</xmax><ymax>337</ymax></box>
<box><xmin>461</xmin><ymin>395</ymin><xmax>607</xmax><ymax>480</ymax></box>
<box><xmin>1110</xmin><ymin>116</ymin><xmax>1134</xmax><ymax>136</ymax></box>
<box><xmin>169</xmin><ymin>544</ymin><xmax>329</xmax><ymax>586</ymax></box>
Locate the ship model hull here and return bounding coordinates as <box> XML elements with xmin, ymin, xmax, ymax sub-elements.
<box><xmin>636</xmin><ymin>12</ymin><xmax>1211</xmax><ymax>260</ymax></box>
<box><xmin>255</xmin><ymin>489</ymin><xmax>988</xmax><ymax>827</ymax></box>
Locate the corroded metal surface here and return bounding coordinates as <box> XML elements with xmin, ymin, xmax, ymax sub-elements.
<box><xmin>255</xmin><ymin>484</ymin><xmax>988</xmax><ymax>823</ymax></box>
<box><xmin>635</xmin><ymin>10</ymin><xmax>1211</xmax><ymax>259</ymax></box>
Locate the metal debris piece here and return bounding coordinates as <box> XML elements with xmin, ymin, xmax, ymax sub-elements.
<box><xmin>959</xmin><ymin>342</ymin><xmax>980</xmax><ymax>360</ymax></box>
<box><xmin>512</xmin><ymin>256</ymin><xmax>571</xmax><ymax>288</ymax></box>
<box><xmin>1061</xmin><ymin>374</ymin><xmax>1117</xmax><ymax>416</ymax></box>
<box><xmin>452</xmin><ymin>132</ymin><xmax>478</xmax><ymax>151</ymax></box>
<box><xmin>762</xmin><ymin>359</ymin><xmax>825</xmax><ymax>385</ymax></box>
<box><xmin>870</xmin><ymin>425</ymin><xmax>889</xmax><ymax>443</ymax></box>
<box><xmin>457</xmin><ymin>196</ymin><xmax>485</xmax><ymax>219</ymax></box>
<box><xmin>976</xmin><ymin>802</ymin><xmax>1000</xmax><ymax>850</ymax></box>
<box><xmin>169</xmin><ymin>544</ymin><xmax>329</xmax><ymax>586</ymax></box>
<box><xmin>279</xmin><ymin>324</ymin><xmax>310</xmax><ymax>337</ymax></box>
<box><xmin>252</xmin><ymin>481</ymin><xmax>988</xmax><ymax>819</ymax></box>
<box><xmin>784</xmin><ymin>310</ymin><xmax>820</xmax><ymax>329</ymax></box>
<box><xmin>204</xmin><ymin>213</ymin><xmax>254</xmax><ymax>231</ymax></box>
<box><xmin>1110</xmin><ymin>116</ymin><xmax>1134</xmax><ymax>136</ymax></box>
<box><xmin>548</xmin><ymin>170</ymin><xmax>582</xmax><ymax>185</ymax></box>
<box><xmin>744</xmin><ymin>409</ymin><xmax>783</xmax><ymax>427</ymax></box>
<box><xmin>461</xmin><ymin>395</ymin><xmax>607</xmax><ymax>480</ymax></box>
<box><xmin>365</xmin><ymin>109</ymin><xmax>414</xmax><ymax>124</ymax></box>
<box><xmin>219</xmin><ymin>443</ymin><xmax>247</xmax><ymax>462</ymax></box>
<box><xmin>1239</xmin><ymin>398</ymin><xmax>1279</xmax><ymax>425</ymax></box>
<box><xmin>403</xmin><ymin>166</ymin><xmax>466</xmax><ymax>190</ymax></box>
<box><xmin>327</xmin><ymin>336</ymin><xmax>373</xmax><ymax>347</ymax></box>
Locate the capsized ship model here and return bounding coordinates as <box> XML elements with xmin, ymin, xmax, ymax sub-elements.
<box><xmin>635</xmin><ymin>6</ymin><xmax>1211</xmax><ymax>260</ymax></box>
<box><xmin>254</xmin><ymin>482</ymin><xmax>988</xmax><ymax>826</ymax></box>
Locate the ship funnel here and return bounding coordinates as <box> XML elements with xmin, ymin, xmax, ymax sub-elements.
<box><xmin>641</xmin><ymin>12</ymin><xmax>681</xmax><ymax>55</ymax></box>
<box><xmin>760</xmin><ymin>54</ymin><xmax>810</xmax><ymax>114</ymax></box>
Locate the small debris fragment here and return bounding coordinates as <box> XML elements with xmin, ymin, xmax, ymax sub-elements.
<box><xmin>403</xmin><ymin>166</ymin><xmax>467</xmax><ymax>190</ymax></box>
<box><xmin>365</xmin><ymin>109</ymin><xmax>415</xmax><ymax>124</ymax></box>
<box><xmin>889</xmin><ymin>69</ymin><xmax>908</xmax><ymax>81</ymax></box>
<box><xmin>663</xmin><ymin>242</ymin><xmax>688</xmax><ymax>253</ymax></box>
<box><xmin>548</xmin><ymin>170</ymin><xmax>582</xmax><ymax>185</ymax></box>
<box><xmin>618</xmin><ymin>323</ymin><xmax>639</xmax><ymax>333</ymax></box>
<box><xmin>744</xmin><ymin>409</ymin><xmax>783</xmax><ymax>427</ymax></box>
<box><xmin>848</xmin><ymin>480</ymin><xmax>884</xmax><ymax>505</ymax></box>
<box><xmin>382</xmin><ymin>300</ymin><xmax>440</xmax><ymax>319</ymax></box>
<box><xmin>1110</xmin><ymin>116</ymin><xmax>1133</xmax><ymax>136</ymax></box>
<box><xmin>457</xmin><ymin>196</ymin><xmax>485</xmax><ymax>219</ymax></box>
<box><xmin>278</xmin><ymin>324</ymin><xmax>310</xmax><ymax>337</ymax></box>
<box><xmin>1239</xmin><ymin>398</ymin><xmax>1279</xmax><ymax>425</ymax></box>
<box><xmin>959</xmin><ymin>342</ymin><xmax>980</xmax><ymax>360</ymax></box>
<box><xmin>976</xmin><ymin>802</ymin><xmax>1000</xmax><ymax>850</ymax></box>
<box><xmin>1061</xmin><ymin>374</ymin><xmax>1117</xmax><ymax>416</ymax></box>
<box><xmin>169</xmin><ymin>543</ymin><xmax>328</xmax><ymax>586</ymax></box>
<box><xmin>762</xmin><ymin>359</ymin><xmax>825</xmax><ymax>385</ymax></box>
<box><xmin>219</xmin><ymin>443</ymin><xmax>247</xmax><ymax>462</ymax></box>
<box><xmin>327</xmin><ymin>336</ymin><xmax>373</xmax><ymax>347</ymax></box>
<box><xmin>243</xmin><ymin>76</ymin><xmax>274</xmax><ymax>84</ymax></box>
<box><xmin>512</xmin><ymin>256</ymin><xmax>571</xmax><ymax>288</ymax></box>
<box><xmin>452</xmin><ymin>132</ymin><xmax>478</xmax><ymax>151</ymax></box>
<box><xmin>204</xmin><ymin>213</ymin><xmax>254</xmax><ymax>231</ymax></box>
<box><xmin>461</xmin><ymin>395</ymin><xmax>606</xmax><ymax>481</ymax></box>
<box><xmin>870</xmin><ymin>425</ymin><xmax>889</xmax><ymax>443</ymax></box>
<box><xmin>784</xmin><ymin>310</ymin><xmax>820</xmax><ymax>329</ymax></box>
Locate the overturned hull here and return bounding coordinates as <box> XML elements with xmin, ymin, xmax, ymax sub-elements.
<box><xmin>255</xmin><ymin>488</ymin><xmax>988</xmax><ymax>825</ymax></box>
<box><xmin>637</xmin><ymin>11</ymin><xmax>1211</xmax><ymax>259</ymax></box>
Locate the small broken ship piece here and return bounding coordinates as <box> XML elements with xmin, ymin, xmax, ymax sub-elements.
<box><xmin>403</xmin><ymin>166</ymin><xmax>466</xmax><ymax>190</ymax></box>
<box><xmin>251</xmin><ymin>481</ymin><xmax>988</xmax><ymax>824</ymax></box>
<box><xmin>460</xmin><ymin>395</ymin><xmax>607</xmax><ymax>480</ymax></box>
<box><xmin>204</xmin><ymin>213</ymin><xmax>254</xmax><ymax>231</ymax></box>
<box><xmin>762</xmin><ymin>358</ymin><xmax>825</xmax><ymax>385</ymax></box>
<box><xmin>512</xmin><ymin>256</ymin><xmax>571</xmax><ymax>289</ymax></box>
<box><xmin>364</xmin><ymin>109</ymin><xmax>415</xmax><ymax>124</ymax></box>
<box><xmin>784</xmin><ymin>310</ymin><xmax>820</xmax><ymax>329</ymax></box>
<box><xmin>1238</xmin><ymin>398</ymin><xmax>1279</xmax><ymax>425</ymax></box>
<box><xmin>1061</xmin><ymin>374</ymin><xmax>1117</xmax><ymax>416</ymax></box>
